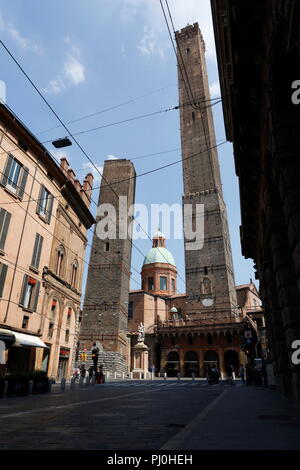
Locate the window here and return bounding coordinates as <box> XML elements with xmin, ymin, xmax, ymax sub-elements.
<box><xmin>0</xmin><ymin>208</ymin><xmax>11</xmax><ymax>251</ymax></box>
<box><xmin>65</xmin><ymin>329</ymin><xmax>70</xmax><ymax>343</ymax></box>
<box><xmin>160</xmin><ymin>276</ymin><xmax>167</xmax><ymax>291</ymax></box>
<box><xmin>30</xmin><ymin>233</ymin><xmax>43</xmax><ymax>270</ymax></box>
<box><xmin>105</xmin><ymin>242</ymin><xmax>110</xmax><ymax>252</ymax></box>
<box><xmin>67</xmin><ymin>307</ymin><xmax>72</xmax><ymax>325</ymax></box>
<box><xmin>0</xmin><ymin>263</ymin><xmax>8</xmax><ymax>297</ymax></box>
<box><xmin>204</xmin><ymin>266</ymin><xmax>208</xmax><ymax>275</ymax></box>
<box><xmin>207</xmin><ymin>333</ymin><xmax>213</xmax><ymax>345</ymax></box>
<box><xmin>37</xmin><ymin>185</ymin><xmax>54</xmax><ymax>223</ymax></box>
<box><xmin>51</xmin><ymin>299</ymin><xmax>57</xmax><ymax>318</ymax></box>
<box><xmin>128</xmin><ymin>302</ymin><xmax>133</xmax><ymax>320</ymax></box>
<box><xmin>148</xmin><ymin>277</ymin><xmax>154</xmax><ymax>291</ymax></box>
<box><xmin>19</xmin><ymin>275</ymin><xmax>40</xmax><ymax>311</ymax></box>
<box><xmin>71</xmin><ymin>260</ymin><xmax>78</xmax><ymax>288</ymax></box>
<box><xmin>22</xmin><ymin>315</ymin><xmax>29</xmax><ymax>329</ymax></box>
<box><xmin>172</xmin><ymin>278</ymin><xmax>175</xmax><ymax>292</ymax></box>
<box><xmin>0</xmin><ymin>155</ymin><xmax>29</xmax><ymax>200</ymax></box>
<box><xmin>226</xmin><ymin>331</ymin><xmax>232</xmax><ymax>344</ymax></box>
<box><xmin>48</xmin><ymin>322</ymin><xmax>54</xmax><ymax>339</ymax></box>
<box><xmin>56</xmin><ymin>245</ymin><xmax>65</xmax><ymax>277</ymax></box>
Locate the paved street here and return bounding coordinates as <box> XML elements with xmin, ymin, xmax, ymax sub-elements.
<box><xmin>1</xmin><ymin>379</ymin><xmax>300</xmax><ymax>450</ymax></box>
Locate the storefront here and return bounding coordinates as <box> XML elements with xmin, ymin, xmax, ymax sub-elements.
<box><xmin>57</xmin><ymin>348</ymin><xmax>70</xmax><ymax>380</ymax></box>
<box><xmin>0</xmin><ymin>328</ymin><xmax>48</xmax><ymax>376</ymax></box>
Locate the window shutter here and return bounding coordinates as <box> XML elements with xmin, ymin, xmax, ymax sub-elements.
<box><xmin>19</xmin><ymin>274</ymin><xmax>29</xmax><ymax>306</ymax></box>
<box><xmin>0</xmin><ymin>154</ymin><xmax>13</xmax><ymax>187</ymax></box>
<box><xmin>36</xmin><ymin>185</ymin><xmax>44</xmax><ymax>215</ymax></box>
<box><xmin>0</xmin><ymin>263</ymin><xmax>8</xmax><ymax>298</ymax></box>
<box><xmin>31</xmin><ymin>280</ymin><xmax>40</xmax><ymax>311</ymax></box>
<box><xmin>17</xmin><ymin>166</ymin><xmax>29</xmax><ymax>200</ymax></box>
<box><xmin>31</xmin><ymin>234</ymin><xmax>43</xmax><ymax>269</ymax></box>
<box><xmin>46</xmin><ymin>194</ymin><xmax>54</xmax><ymax>224</ymax></box>
<box><xmin>0</xmin><ymin>209</ymin><xmax>11</xmax><ymax>251</ymax></box>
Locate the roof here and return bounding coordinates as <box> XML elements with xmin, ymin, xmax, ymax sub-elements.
<box><xmin>143</xmin><ymin>247</ymin><xmax>176</xmax><ymax>267</ymax></box>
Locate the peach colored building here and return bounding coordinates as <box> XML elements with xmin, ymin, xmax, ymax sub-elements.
<box><xmin>0</xmin><ymin>103</ymin><xmax>94</xmax><ymax>380</ymax></box>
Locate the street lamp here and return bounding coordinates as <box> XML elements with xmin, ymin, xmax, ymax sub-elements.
<box><xmin>52</xmin><ymin>137</ymin><xmax>72</xmax><ymax>148</ymax></box>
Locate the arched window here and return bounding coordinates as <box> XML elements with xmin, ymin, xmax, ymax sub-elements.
<box><xmin>71</xmin><ymin>260</ymin><xmax>78</xmax><ymax>288</ymax></box>
<box><xmin>56</xmin><ymin>245</ymin><xmax>65</xmax><ymax>277</ymax></box>
<box><xmin>202</xmin><ymin>277</ymin><xmax>212</xmax><ymax>295</ymax></box>
<box><xmin>67</xmin><ymin>307</ymin><xmax>72</xmax><ymax>325</ymax></box>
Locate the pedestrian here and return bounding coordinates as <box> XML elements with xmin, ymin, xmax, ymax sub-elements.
<box><xmin>88</xmin><ymin>366</ymin><xmax>94</xmax><ymax>380</ymax></box>
<box><xmin>226</xmin><ymin>364</ymin><xmax>233</xmax><ymax>385</ymax></box>
<box><xmin>80</xmin><ymin>364</ymin><xmax>86</xmax><ymax>379</ymax></box>
<box><xmin>245</xmin><ymin>363</ymin><xmax>252</xmax><ymax>385</ymax></box>
<box><xmin>239</xmin><ymin>364</ymin><xmax>245</xmax><ymax>384</ymax></box>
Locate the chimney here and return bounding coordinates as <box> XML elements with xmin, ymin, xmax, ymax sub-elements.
<box><xmin>60</xmin><ymin>157</ymin><xmax>69</xmax><ymax>177</ymax></box>
<box><xmin>74</xmin><ymin>178</ymin><xmax>82</xmax><ymax>193</ymax></box>
<box><xmin>81</xmin><ymin>172</ymin><xmax>94</xmax><ymax>208</ymax></box>
<box><xmin>67</xmin><ymin>168</ymin><xmax>76</xmax><ymax>182</ymax></box>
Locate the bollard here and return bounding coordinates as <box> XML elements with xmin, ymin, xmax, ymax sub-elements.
<box><xmin>192</xmin><ymin>372</ymin><xmax>195</xmax><ymax>381</ymax></box>
<box><xmin>28</xmin><ymin>380</ymin><xmax>34</xmax><ymax>394</ymax></box>
<box><xmin>139</xmin><ymin>372</ymin><xmax>142</xmax><ymax>380</ymax></box>
<box><xmin>114</xmin><ymin>371</ymin><xmax>117</xmax><ymax>380</ymax></box>
<box><xmin>221</xmin><ymin>372</ymin><xmax>224</xmax><ymax>381</ymax></box>
<box><xmin>70</xmin><ymin>377</ymin><xmax>76</xmax><ymax>390</ymax></box>
<box><xmin>177</xmin><ymin>373</ymin><xmax>181</xmax><ymax>381</ymax></box>
<box><xmin>232</xmin><ymin>372</ymin><xmax>236</xmax><ymax>381</ymax></box>
<box><xmin>158</xmin><ymin>372</ymin><xmax>161</xmax><ymax>378</ymax></box>
<box><xmin>60</xmin><ymin>378</ymin><xmax>66</xmax><ymax>392</ymax></box>
<box><xmin>164</xmin><ymin>372</ymin><xmax>167</xmax><ymax>381</ymax></box>
<box><xmin>107</xmin><ymin>371</ymin><xmax>109</xmax><ymax>379</ymax></box>
<box><xmin>151</xmin><ymin>372</ymin><xmax>154</xmax><ymax>381</ymax></box>
<box><xmin>130</xmin><ymin>372</ymin><xmax>133</xmax><ymax>380</ymax></box>
<box><xmin>122</xmin><ymin>372</ymin><xmax>125</xmax><ymax>380</ymax></box>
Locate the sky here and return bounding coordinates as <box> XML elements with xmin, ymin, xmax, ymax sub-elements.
<box><xmin>0</xmin><ymin>0</ymin><xmax>256</xmax><ymax>296</ymax></box>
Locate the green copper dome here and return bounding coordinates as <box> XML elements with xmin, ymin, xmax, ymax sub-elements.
<box><xmin>143</xmin><ymin>247</ymin><xmax>176</xmax><ymax>267</ymax></box>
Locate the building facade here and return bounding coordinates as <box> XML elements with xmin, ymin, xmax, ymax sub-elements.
<box><xmin>0</xmin><ymin>103</ymin><xmax>94</xmax><ymax>380</ymax></box>
<box><xmin>211</xmin><ymin>0</ymin><xmax>300</xmax><ymax>404</ymax></box>
<box><xmin>79</xmin><ymin>159</ymin><xmax>136</xmax><ymax>373</ymax></box>
<box><xmin>128</xmin><ymin>232</ymin><xmax>260</xmax><ymax>377</ymax></box>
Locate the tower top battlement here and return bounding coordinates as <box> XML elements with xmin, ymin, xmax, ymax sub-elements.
<box><xmin>175</xmin><ymin>22</ymin><xmax>205</xmax><ymax>48</ymax></box>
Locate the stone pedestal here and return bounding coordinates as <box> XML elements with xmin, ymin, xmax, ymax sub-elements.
<box><xmin>132</xmin><ymin>342</ymin><xmax>149</xmax><ymax>378</ymax></box>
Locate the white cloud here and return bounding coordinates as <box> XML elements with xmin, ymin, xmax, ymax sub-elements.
<box><xmin>64</xmin><ymin>56</ymin><xmax>85</xmax><ymax>86</ymax></box>
<box><xmin>7</xmin><ymin>24</ymin><xmax>41</xmax><ymax>53</ymax></box>
<box><xmin>51</xmin><ymin>148</ymin><xmax>70</xmax><ymax>163</ymax></box>
<box><xmin>82</xmin><ymin>162</ymin><xmax>103</xmax><ymax>182</ymax></box>
<box><xmin>0</xmin><ymin>9</ymin><xmax>41</xmax><ymax>53</ymax></box>
<box><xmin>106</xmin><ymin>154</ymin><xmax>118</xmax><ymax>160</ymax></box>
<box><xmin>137</xmin><ymin>25</ymin><xmax>167</xmax><ymax>60</ymax></box>
<box><xmin>209</xmin><ymin>81</ymin><xmax>221</xmax><ymax>98</ymax></box>
<box><xmin>44</xmin><ymin>43</ymin><xmax>86</xmax><ymax>95</ymax></box>
<box><xmin>123</xmin><ymin>0</ymin><xmax>216</xmax><ymax>63</ymax></box>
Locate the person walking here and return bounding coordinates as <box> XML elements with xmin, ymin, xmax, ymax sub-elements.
<box><xmin>245</xmin><ymin>363</ymin><xmax>253</xmax><ymax>385</ymax></box>
<box><xmin>88</xmin><ymin>366</ymin><xmax>94</xmax><ymax>380</ymax></box>
<box><xmin>80</xmin><ymin>364</ymin><xmax>86</xmax><ymax>379</ymax></box>
<box><xmin>239</xmin><ymin>364</ymin><xmax>245</xmax><ymax>384</ymax></box>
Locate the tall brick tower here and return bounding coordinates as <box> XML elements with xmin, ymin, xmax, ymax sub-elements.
<box><xmin>79</xmin><ymin>159</ymin><xmax>136</xmax><ymax>373</ymax></box>
<box><xmin>176</xmin><ymin>23</ymin><xmax>238</xmax><ymax>317</ymax></box>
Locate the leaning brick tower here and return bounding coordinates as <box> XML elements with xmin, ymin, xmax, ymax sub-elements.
<box><xmin>176</xmin><ymin>23</ymin><xmax>238</xmax><ymax>318</ymax></box>
<box><xmin>79</xmin><ymin>159</ymin><xmax>136</xmax><ymax>373</ymax></box>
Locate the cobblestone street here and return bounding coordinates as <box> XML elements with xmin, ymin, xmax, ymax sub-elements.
<box><xmin>1</xmin><ymin>380</ymin><xmax>300</xmax><ymax>450</ymax></box>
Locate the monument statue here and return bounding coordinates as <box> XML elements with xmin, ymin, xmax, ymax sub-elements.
<box><xmin>137</xmin><ymin>322</ymin><xmax>145</xmax><ymax>343</ymax></box>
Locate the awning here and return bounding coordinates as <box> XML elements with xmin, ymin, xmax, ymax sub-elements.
<box><xmin>0</xmin><ymin>328</ymin><xmax>16</xmax><ymax>345</ymax></box>
<box><xmin>12</xmin><ymin>332</ymin><xmax>49</xmax><ymax>349</ymax></box>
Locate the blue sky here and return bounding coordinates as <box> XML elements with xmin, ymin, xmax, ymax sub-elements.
<box><xmin>0</xmin><ymin>0</ymin><xmax>256</xmax><ymax>295</ymax></box>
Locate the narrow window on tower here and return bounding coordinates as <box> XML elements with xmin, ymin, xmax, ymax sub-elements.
<box><xmin>105</xmin><ymin>242</ymin><xmax>109</xmax><ymax>252</ymax></box>
<box><xmin>192</xmin><ymin>111</ymin><xmax>195</xmax><ymax>120</ymax></box>
<box><xmin>204</xmin><ymin>266</ymin><xmax>208</xmax><ymax>275</ymax></box>
<box><xmin>186</xmin><ymin>48</ymin><xmax>190</xmax><ymax>54</ymax></box>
